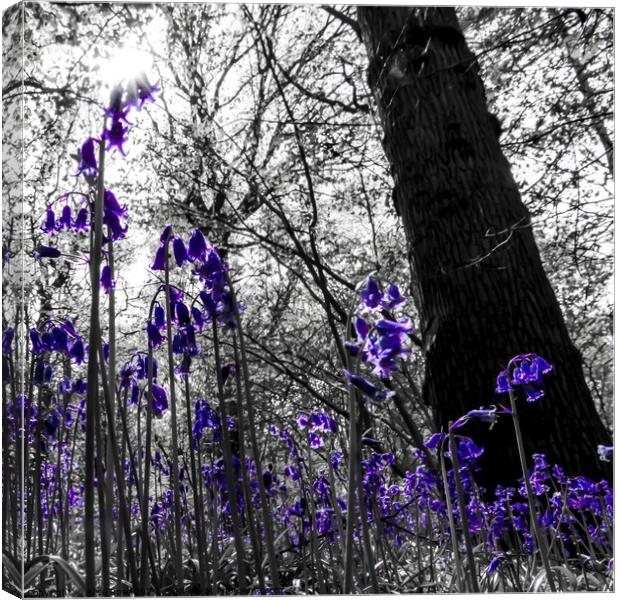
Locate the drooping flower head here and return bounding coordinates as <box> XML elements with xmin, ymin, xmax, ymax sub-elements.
<box><xmin>75</xmin><ymin>137</ymin><xmax>98</xmax><ymax>177</ymax></box>
<box><xmin>34</xmin><ymin>245</ymin><xmax>61</xmax><ymax>260</ymax></box>
<box><xmin>2</xmin><ymin>328</ymin><xmax>14</xmax><ymax>354</ymax></box>
<box><xmin>41</xmin><ymin>206</ymin><xmax>57</xmax><ymax>235</ymax></box>
<box><xmin>496</xmin><ymin>354</ymin><xmax>554</xmax><ymax>402</ymax></box>
<box><xmin>100</xmin><ymin>265</ymin><xmax>115</xmax><ymax>294</ymax></box>
<box><xmin>104</xmin><ymin>119</ymin><xmax>129</xmax><ymax>155</ymax></box>
<box><xmin>126</xmin><ymin>72</ymin><xmax>160</xmax><ymax>110</ymax></box>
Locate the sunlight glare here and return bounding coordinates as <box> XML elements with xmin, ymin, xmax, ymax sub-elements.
<box><xmin>97</xmin><ymin>46</ymin><xmax>154</xmax><ymax>90</ymax></box>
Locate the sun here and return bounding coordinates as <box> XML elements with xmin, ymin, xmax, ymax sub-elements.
<box><xmin>96</xmin><ymin>46</ymin><xmax>154</xmax><ymax>91</ymax></box>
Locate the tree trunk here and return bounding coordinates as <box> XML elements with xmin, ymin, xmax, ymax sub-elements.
<box><xmin>357</xmin><ymin>7</ymin><xmax>611</xmax><ymax>490</ymax></box>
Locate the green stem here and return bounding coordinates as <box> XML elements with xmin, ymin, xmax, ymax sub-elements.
<box><xmin>163</xmin><ymin>248</ymin><xmax>185</xmax><ymax>591</ymax></box>
<box><xmin>84</xmin><ymin>129</ymin><xmax>106</xmax><ymax>595</ymax></box>
<box><xmin>439</xmin><ymin>438</ymin><xmax>465</xmax><ymax>592</ymax></box>
<box><xmin>211</xmin><ymin>322</ymin><xmax>248</xmax><ymax>593</ymax></box>
<box><xmin>226</xmin><ymin>275</ymin><xmax>280</xmax><ymax>590</ymax></box>
<box><xmin>448</xmin><ymin>426</ymin><xmax>479</xmax><ymax>592</ymax></box>
<box><xmin>507</xmin><ymin>389</ymin><xmax>557</xmax><ymax>592</ymax></box>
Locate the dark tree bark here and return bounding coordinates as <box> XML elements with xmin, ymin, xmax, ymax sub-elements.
<box><xmin>357</xmin><ymin>7</ymin><xmax>611</xmax><ymax>490</ymax></box>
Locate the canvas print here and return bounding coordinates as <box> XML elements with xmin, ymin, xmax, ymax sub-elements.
<box><xmin>1</xmin><ymin>2</ymin><xmax>614</xmax><ymax>596</ymax></box>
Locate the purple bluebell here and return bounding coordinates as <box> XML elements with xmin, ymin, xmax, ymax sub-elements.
<box><xmin>175</xmin><ymin>354</ymin><xmax>192</xmax><ymax>377</ymax></box>
<box><xmin>2</xmin><ymin>328</ymin><xmax>14</xmax><ymax>354</ymax></box>
<box><xmin>73</xmin><ymin>207</ymin><xmax>89</xmax><ymax>233</ymax></box>
<box><xmin>360</xmin><ymin>277</ymin><xmax>383</xmax><ymax>310</ymax></box>
<box><xmin>58</xmin><ymin>205</ymin><xmax>73</xmax><ymax>231</ymax></box>
<box><xmin>495</xmin><ymin>370</ymin><xmax>512</xmax><ymax>394</ymax></box>
<box><xmin>30</xmin><ymin>329</ymin><xmax>46</xmax><ymax>354</ymax></box>
<box><xmin>424</xmin><ymin>432</ymin><xmax>446</xmax><ymax>450</ymax></box>
<box><xmin>35</xmin><ymin>245</ymin><xmax>61</xmax><ymax>259</ymax></box>
<box><xmin>355</xmin><ymin>316</ymin><xmax>369</xmax><ymax>340</ymax></box>
<box><xmin>308</xmin><ymin>432</ymin><xmax>324</xmax><ymax>449</ymax></box>
<box><xmin>450</xmin><ymin>406</ymin><xmax>499</xmax><ymax>430</ymax></box>
<box><xmin>331</xmin><ymin>451</ymin><xmax>343</xmax><ymax>469</ymax></box>
<box><xmin>151</xmin><ymin>384</ymin><xmax>168</xmax><ymax>417</ymax></box>
<box><xmin>151</xmin><ymin>245</ymin><xmax>166</xmax><ymax>271</ymax></box>
<box><xmin>173</xmin><ymin>236</ymin><xmax>189</xmax><ymax>266</ymax></box>
<box><xmin>100</xmin><ymin>265</ymin><xmax>115</xmax><ymax>294</ymax></box>
<box><xmin>188</xmin><ymin>228</ymin><xmax>208</xmax><ymax>262</ymax></box>
<box><xmin>146</xmin><ymin>322</ymin><xmax>165</xmax><ymax>348</ymax></box>
<box><xmin>69</xmin><ymin>338</ymin><xmax>85</xmax><ymax>365</ymax></box>
<box><xmin>126</xmin><ymin>73</ymin><xmax>160</xmax><ymax>110</ymax></box>
<box><xmin>41</xmin><ymin>206</ymin><xmax>56</xmax><ymax>235</ymax></box>
<box><xmin>192</xmin><ymin>306</ymin><xmax>205</xmax><ymax>331</ymax></box>
<box><xmin>103</xmin><ymin>191</ymin><xmax>128</xmax><ymax>241</ymax></box>
<box><xmin>104</xmin><ymin>119</ymin><xmax>129</xmax><ymax>155</ymax></box>
<box><xmin>381</xmin><ymin>283</ymin><xmax>406</xmax><ymax>311</ymax></box>
<box><xmin>51</xmin><ymin>327</ymin><xmax>69</xmax><ymax>352</ymax></box>
<box><xmin>76</xmin><ymin>138</ymin><xmax>98</xmax><ymax>177</ymax></box>
<box><xmin>598</xmin><ymin>445</ymin><xmax>613</xmax><ymax>462</ymax></box>
<box><xmin>175</xmin><ymin>301</ymin><xmax>191</xmax><ymax>327</ymax></box>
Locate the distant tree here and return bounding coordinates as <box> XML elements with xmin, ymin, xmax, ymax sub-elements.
<box><xmin>357</xmin><ymin>7</ymin><xmax>612</xmax><ymax>489</ymax></box>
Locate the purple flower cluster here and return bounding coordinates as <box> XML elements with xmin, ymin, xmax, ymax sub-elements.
<box><xmin>496</xmin><ymin>353</ymin><xmax>554</xmax><ymax>402</ymax></box>
<box><xmin>343</xmin><ymin>277</ymin><xmax>412</xmax><ymax>402</ymax></box>
<box><xmin>296</xmin><ymin>411</ymin><xmax>338</xmax><ymax>449</ymax></box>
<box><xmin>147</xmin><ymin>226</ymin><xmax>239</xmax><ymax>378</ymax></box>
<box><xmin>118</xmin><ymin>352</ymin><xmax>169</xmax><ymax>417</ymax></box>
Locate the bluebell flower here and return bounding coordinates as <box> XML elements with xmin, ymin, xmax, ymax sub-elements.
<box><xmin>331</xmin><ymin>451</ymin><xmax>343</xmax><ymax>469</ymax></box>
<box><xmin>344</xmin><ymin>341</ymin><xmax>361</xmax><ymax>356</ymax></box>
<box><xmin>153</xmin><ymin>303</ymin><xmax>166</xmax><ymax>329</ymax></box>
<box><xmin>191</xmin><ymin>306</ymin><xmax>205</xmax><ymax>331</ymax></box>
<box><xmin>151</xmin><ymin>384</ymin><xmax>168</xmax><ymax>417</ymax></box>
<box><xmin>374</xmin><ymin>318</ymin><xmax>413</xmax><ymax>336</ymax></box>
<box><xmin>343</xmin><ymin>368</ymin><xmax>379</xmax><ymax>398</ymax></box>
<box><xmin>175</xmin><ymin>354</ymin><xmax>192</xmax><ymax>377</ymax></box>
<box><xmin>354</xmin><ymin>316</ymin><xmax>369</xmax><ymax>340</ymax></box>
<box><xmin>308</xmin><ymin>432</ymin><xmax>324</xmax><ymax>449</ymax></box>
<box><xmin>450</xmin><ymin>406</ymin><xmax>499</xmax><ymax>430</ymax></box>
<box><xmin>41</xmin><ymin>206</ymin><xmax>56</xmax><ymax>235</ymax></box>
<box><xmin>73</xmin><ymin>207</ymin><xmax>89</xmax><ymax>233</ymax></box>
<box><xmin>188</xmin><ymin>228</ymin><xmax>208</xmax><ymax>262</ymax></box>
<box><xmin>283</xmin><ymin>464</ymin><xmax>301</xmax><ymax>481</ymax></box>
<box><xmin>104</xmin><ymin>84</ymin><xmax>131</xmax><ymax>124</ymax></box>
<box><xmin>381</xmin><ymin>283</ymin><xmax>406</xmax><ymax>311</ymax></box>
<box><xmin>151</xmin><ymin>245</ymin><xmax>166</xmax><ymax>271</ymax></box>
<box><xmin>76</xmin><ymin>138</ymin><xmax>98</xmax><ymax>177</ymax></box>
<box><xmin>173</xmin><ymin>236</ymin><xmax>189</xmax><ymax>266</ymax></box>
<box><xmin>598</xmin><ymin>445</ymin><xmax>613</xmax><ymax>462</ymax></box>
<box><xmin>454</xmin><ymin>436</ymin><xmax>484</xmax><ymax>464</ymax></box>
<box><xmin>497</xmin><ymin>354</ymin><xmax>554</xmax><ymax>402</ymax></box>
<box><xmin>160</xmin><ymin>224</ymin><xmax>173</xmax><ymax>245</ymax></box>
<box><xmin>360</xmin><ymin>277</ymin><xmax>383</xmax><ymax>310</ymax></box>
<box><xmin>100</xmin><ymin>265</ymin><xmax>115</xmax><ymax>294</ymax></box>
<box><xmin>51</xmin><ymin>326</ymin><xmax>69</xmax><ymax>352</ymax></box>
<box><xmin>2</xmin><ymin>328</ymin><xmax>14</xmax><ymax>354</ymax></box>
<box><xmin>126</xmin><ymin>72</ymin><xmax>160</xmax><ymax>110</ymax></box>
<box><xmin>69</xmin><ymin>338</ymin><xmax>85</xmax><ymax>365</ymax></box>
<box><xmin>103</xmin><ymin>190</ymin><xmax>128</xmax><ymax>241</ymax></box>
<box><xmin>58</xmin><ymin>205</ymin><xmax>73</xmax><ymax>231</ymax></box>
<box><xmin>424</xmin><ymin>432</ymin><xmax>446</xmax><ymax>450</ymax></box>
<box><xmin>30</xmin><ymin>329</ymin><xmax>46</xmax><ymax>354</ymax></box>
<box><xmin>485</xmin><ymin>554</ymin><xmax>504</xmax><ymax>574</ymax></box>
<box><xmin>146</xmin><ymin>322</ymin><xmax>165</xmax><ymax>348</ymax></box>
<box><xmin>175</xmin><ymin>301</ymin><xmax>191</xmax><ymax>327</ymax></box>
<box><xmin>35</xmin><ymin>245</ymin><xmax>61</xmax><ymax>259</ymax></box>
<box><xmin>104</xmin><ymin>118</ymin><xmax>129</xmax><ymax>155</ymax></box>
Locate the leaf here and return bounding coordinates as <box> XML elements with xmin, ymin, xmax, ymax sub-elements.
<box><xmin>25</xmin><ymin>555</ymin><xmax>87</xmax><ymax>596</ymax></box>
<box><xmin>2</xmin><ymin>551</ymin><xmax>23</xmax><ymax>592</ymax></box>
